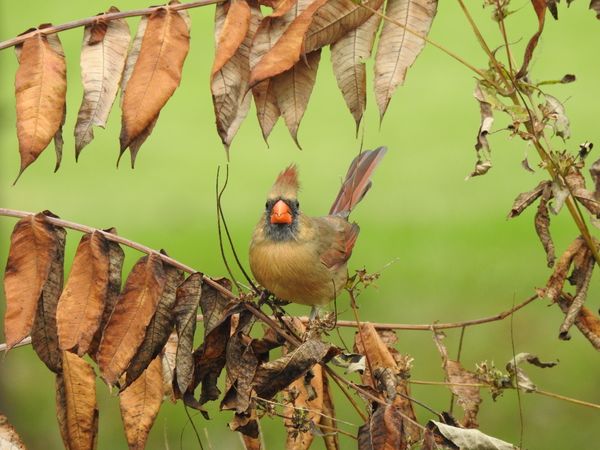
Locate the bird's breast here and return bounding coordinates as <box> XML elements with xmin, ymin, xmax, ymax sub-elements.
<box><xmin>249</xmin><ymin>237</ymin><xmax>346</xmax><ymax>306</ymax></box>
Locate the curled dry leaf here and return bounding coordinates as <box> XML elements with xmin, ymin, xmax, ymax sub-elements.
<box><xmin>212</xmin><ymin>0</ymin><xmax>261</xmax><ymax>150</ymax></box>
<box><xmin>516</xmin><ymin>0</ymin><xmax>546</xmax><ymax>78</ymax></box>
<box><xmin>541</xmin><ymin>94</ymin><xmax>570</xmax><ymax>140</ymax></box>
<box><xmin>433</xmin><ymin>331</ymin><xmax>481</xmax><ymax>428</ymax></box>
<box><xmin>506</xmin><ymin>352</ymin><xmax>557</xmax><ymax>392</ymax></box>
<box><xmin>120</xmin><ymin>356</ymin><xmax>163</xmax><ymax>450</ymax></box>
<box><xmin>331</xmin><ymin>8</ymin><xmax>382</xmax><ymax>132</ymax></box>
<box><xmin>125</xmin><ymin>261</ymin><xmax>184</xmax><ymax>388</ymax></box>
<box><xmin>357</xmin><ymin>403</ymin><xmax>405</xmax><ymax>450</ymax></box>
<box><xmin>14</xmin><ymin>27</ymin><xmax>66</xmax><ymax>179</ymax></box>
<box><xmin>97</xmin><ymin>253</ymin><xmax>166</xmax><ymax>385</ymax></box>
<box><xmin>425</xmin><ymin>421</ymin><xmax>519</xmax><ymax>450</ymax></box>
<box><xmin>474</xmin><ymin>82</ymin><xmax>494</xmax><ymax>155</ymax></box>
<box><xmin>508</xmin><ymin>180</ymin><xmax>550</xmax><ymax>219</ymax></box>
<box><xmin>119</xmin><ymin>2</ymin><xmax>190</xmax><ymax>160</ymax></box>
<box><xmin>3</xmin><ymin>212</ymin><xmax>65</xmax><ymax>350</ymax></box>
<box><xmin>161</xmin><ymin>332</ymin><xmax>178</xmax><ymax>402</ymax></box>
<box><xmin>319</xmin><ymin>373</ymin><xmax>340</xmax><ymax>450</ymax></box>
<box><xmin>284</xmin><ymin>319</ymin><xmax>324</xmax><ymax>450</ymax></box>
<box><xmin>222</xmin><ymin>311</ymin><xmax>259</xmax><ymax>413</ymax></box>
<box><xmin>58</xmin><ymin>351</ymin><xmax>99</xmax><ymax>450</ymax></box>
<box><xmin>194</xmin><ymin>277</ymin><xmax>236</xmax><ymax>404</ymax></box>
<box><xmin>534</xmin><ymin>183</ymin><xmax>556</xmax><ymax>268</ymax></box>
<box><xmin>564</xmin><ymin>167</ymin><xmax>600</xmax><ymax>218</ymax></box>
<box><xmin>374</xmin><ymin>0</ymin><xmax>438</xmax><ymax>120</ymax></box>
<box><xmin>173</xmin><ymin>272</ymin><xmax>203</xmax><ymax>394</ymax></box>
<box><xmin>31</xmin><ymin>225</ymin><xmax>65</xmax><ymax>373</ymax></box>
<box><xmin>465</xmin><ymin>160</ymin><xmax>492</xmax><ymax>180</ymax></box>
<box><xmin>354</xmin><ymin>324</ymin><xmax>419</xmax><ymax>445</ymax></box>
<box><xmin>591</xmin><ymin>0</ymin><xmax>600</xmax><ymax>19</ymax></box>
<box><xmin>0</xmin><ymin>413</ymin><xmax>26</xmax><ymax>450</ymax></box>
<box><xmin>558</xmin><ymin>293</ymin><xmax>600</xmax><ymax>351</ymax></box>
<box><xmin>249</xmin><ymin>0</ymin><xmax>328</xmax><ymax>87</ymax></box>
<box><xmin>75</xmin><ymin>7</ymin><xmax>131</xmax><ymax>157</ymax></box>
<box><xmin>89</xmin><ymin>230</ymin><xmax>125</xmax><ymax>359</ymax></box>
<box><xmin>545</xmin><ymin>237</ymin><xmax>585</xmax><ymax>302</ymax></box>
<box><xmin>272</xmin><ymin>49</ymin><xmax>322</xmax><ymax>147</ymax></box>
<box><xmin>57</xmin><ymin>232</ymin><xmax>111</xmax><ymax>356</ymax></box>
<box><xmin>252</xmin><ymin>338</ymin><xmax>335</xmax><ymax>400</ymax></box>
<box><xmin>559</xmin><ymin>246</ymin><xmax>594</xmax><ymax>340</ymax></box>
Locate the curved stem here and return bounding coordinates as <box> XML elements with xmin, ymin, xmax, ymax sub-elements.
<box><xmin>0</xmin><ymin>0</ymin><xmax>224</xmax><ymax>51</ymax></box>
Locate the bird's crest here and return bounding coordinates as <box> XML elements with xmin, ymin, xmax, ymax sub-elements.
<box><xmin>269</xmin><ymin>165</ymin><xmax>300</xmax><ymax>199</ymax></box>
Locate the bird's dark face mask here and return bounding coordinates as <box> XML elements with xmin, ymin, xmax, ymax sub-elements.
<box><xmin>265</xmin><ymin>198</ymin><xmax>299</xmax><ymax>241</ymax></box>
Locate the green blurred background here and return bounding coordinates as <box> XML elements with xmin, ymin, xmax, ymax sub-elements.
<box><xmin>1</xmin><ymin>1</ymin><xmax>599</xmax><ymax>448</ymax></box>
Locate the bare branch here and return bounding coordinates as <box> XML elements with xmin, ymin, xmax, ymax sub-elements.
<box><xmin>0</xmin><ymin>0</ymin><xmax>224</xmax><ymax>51</ymax></box>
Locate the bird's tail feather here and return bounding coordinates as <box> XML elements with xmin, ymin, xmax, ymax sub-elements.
<box><xmin>329</xmin><ymin>146</ymin><xmax>387</xmax><ymax>217</ymax></box>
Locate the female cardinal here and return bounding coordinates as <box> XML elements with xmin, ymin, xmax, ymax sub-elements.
<box><xmin>249</xmin><ymin>147</ymin><xmax>387</xmax><ymax>310</ymax></box>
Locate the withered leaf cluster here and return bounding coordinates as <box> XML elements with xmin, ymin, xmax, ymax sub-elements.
<box><xmin>2</xmin><ymin>211</ymin><xmax>350</xmax><ymax>449</ymax></box>
<box><xmin>10</xmin><ymin>0</ymin><xmax>438</xmax><ymax>177</ymax></box>
<box><xmin>1</xmin><ymin>211</ymin><xmax>209</xmax><ymax>448</ymax></box>
<box><xmin>354</xmin><ymin>323</ymin><xmax>420</xmax><ymax>449</ymax></box>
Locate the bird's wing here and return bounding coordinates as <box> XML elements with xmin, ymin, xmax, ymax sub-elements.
<box><xmin>314</xmin><ymin>216</ymin><xmax>360</xmax><ymax>269</ymax></box>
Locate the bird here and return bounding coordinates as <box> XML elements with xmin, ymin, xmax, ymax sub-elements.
<box><xmin>249</xmin><ymin>147</ymin><xmax>387</xmax><ymax>315</ymax></box>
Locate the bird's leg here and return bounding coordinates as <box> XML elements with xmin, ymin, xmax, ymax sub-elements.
<box><xmin>258</xmin><ymin>289</ymin><xmax>272</xmax><ymax>305</ymax></box>
<box><xmin>309</xmin><ymin>305</ymin><xmax>323</xmax><ymax>322</ymax></box>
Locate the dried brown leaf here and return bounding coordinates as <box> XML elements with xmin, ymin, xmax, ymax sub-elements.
<box><xmin>59</xmin><ymin>351</ymin><xmax>99</xmax><ymax>450</ymax></box>
<box><xmin>162</xmin><ymin>332</ymin><xmax>178</xmax><ymax>402</ymax></box>
<box><xmin>221</xmin><ymin>311</ymin><xmax>259</xmax><ymax>412</ymax></box>
<box><xmin>119</xmin><ymin>3</ymin><xmax>190</xmax><ymax>156</ymax></box>
<box><xmin>559</xmin><ymin>248</ymin><xmax>594</xmax><ymax>340</ymax></box>
<box><xmin>545</xmin><ymin>237</ymin><xmax>585</xmax><ymax>302</ymax></box>
<box><xmin>558</xmin><ymin>293</ymin><xmax>600</xmax><ymax>350</ymax></box>
<box><xmin>14</xmin><ymin>28</ymin><xmax>66</xmax><ymax>178</ymax></box>
<box><xmin>284</xmin><ymin>319</ymin><xmax>324</xmax><ymax>450</ymax></box>
<box><xmin>565</xmin><ymin>167</ymin><xmax>600</xmax><ymax>217</ymax></box>
<box><xmin>433</xmin><ymin>332</ymin><xmax>481</xmax><ymax>428</ymax></box>
<box><xmin>319</xmin><ymin>373</ymin><xmax>340</xmax><ymax>450</ymax></box>
<box><xmin>124</xmin><ymin>261</ymin><xmax>184</xmax><ymax>388</ymax></box>
<box><xmin>0</xmin><ymin>414</ymin><xmax>26</xmax><ymax>450</ymax></box>
<box><xmin>31</xmin><ymin>224</ymin><xmax>65</xmax><ymax>373</ymax></box>
<box><xmin>508</xmin><ymin>180</ymin><xmax>550</xmax><ymax>219</ymax></box>
<box><xmin>75</xmin><ymin>9</ymin><xmax>130</xmax><ymax>157</ymax></box>
<box><xmin>120</xmin><ymin>356</ymin><xmax>163</xmax><ymax>450</ymax></box>
<box><xmin>542</xmin><ymin>94</ymin><xmax>570</xmax><ymax>140</ymax></box>
<box><xmin>304</xmin><ymin>0</ymin><xmax>383</xmax><ymax>54</ymax></box>
<box><xmin>212</xmin><ymin>0</ymin><xmax>261</xmax><ymax>149</ymax></box>
<box><xmin>194</xmin><ymin>278</ymin><xmax>236</xmax><ymax>404</ymax></box>
<box><xmin>97</xmin><ymin>253</ymin><xmax>166</xmax><ymax>385</ymax></box>
<box><xmin>249</xmin><ymin>0</ymin><xmax>328</xmax><ymax>86</ymax></box>
<box><xmin>473</xmin><ymin>82</ymin><xmax>494</xmax><ymax>154</ymax></box>
<box><xmin>465</xmin><ymin>160</ymin><xmax>492</xmax><ymax>180</ymax></box>
<box><xmin>253</xmin><ymin>338</ymin><xmax>334</xmax><ymax>400</ymax></box>
<box><xmin>374</xmin><ymin>0</ymin><xmax>437</xmax><ymax>120</ymax></box>
<box><xmin>506</xmin><ymin>352</ymin><xmax>557</xmax><ymax>392</ymax></box>
<box><xmin>516</xmin><ymin>0</ymin><xmax>546</xmax><ymax>78</ymax></box>
<box><xmin>591</xmin><ymin>0</ymin><xmax>600</xmax><ymax>19</ymax></box>
<box><xmin>173</xmin><ymin>272</ymin><xmax>203</xmax><ymax>394</ymax></box>
<box><xmin>4</xmin><ymin>212</ymin><xmax>65</xmax><ymax>351</ymax></box>
<box><xmin>89</xmin><ymin>231</ymin><xmax>125</xmax><ymax>359</ymax></box>
<box><xmin>357</xmin><ymin>403</ymin><xmax>404</xmax><ymax>450</ymax></box>
<box><xmin>534</xmin><ymin>183</ymin><xmax>556</xmax><ymax>268</ymax></box>
<box><xmin>57</xmin><ymin>232</ymin><xmax>111</xmax><ymax>356</ymax></box>
<box><xmin>331</xmin><ymin>9</ymin><xmax>381</xmax><ymax>131</ymax></box>
<box><xmin>272</xmin><ymin>49</ymin><xmax>321</xmax><ymax>146</ymax></box>
<box><xmin>427</xmin><ymin>421</ymin><xmax>519</xmax><ymax>450</ymax></box>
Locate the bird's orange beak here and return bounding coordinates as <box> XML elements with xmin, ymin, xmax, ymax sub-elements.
<box><xmin>270</xmin><ymin>200</ymin><xmax>293</xmax><ymax>224</ymax></box>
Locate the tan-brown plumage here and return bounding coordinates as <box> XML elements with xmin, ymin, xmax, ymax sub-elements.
<box><xmin>249</xmin><ymin>147</ymin><xmax>387</xmax><ymax>306</ymax></box>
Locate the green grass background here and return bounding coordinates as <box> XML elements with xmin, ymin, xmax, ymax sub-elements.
<box><xmin>1</xmin><ymin>1</ymin><xmax>599</xmax><ymax>448</ymax></box>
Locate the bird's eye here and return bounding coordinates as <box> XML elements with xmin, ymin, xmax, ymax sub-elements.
<box><xmin>295</xmin><ymin>201</ymin><xmax>300</xmax><ymax>209</ymax></box>
<box><xmin>265</xmin><ymin>202</ymin><xmax>269</xmax><ymax>209</ymax></box>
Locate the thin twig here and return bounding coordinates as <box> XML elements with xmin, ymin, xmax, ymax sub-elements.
<box><xmin>409</xmin><ymin>380</ymin><xmax>600</xmax><ymax>410</ymax></box>
<box><xmin>216</xmin><ymin>166</ymin><xmax>240</xmax><ymax>289</ymax></box>
<box><xmin>0</xmin><ymin>0</ymin><xmax>224</xmax><ymax>51</ymax></box>
<box><xmin>510</xmin><ymin>295</ymin><xmax>525</xmax><ymax>449</ymax></box>
<box><xmin>449</xmin><ymin>326</ymin><xmax>467</xmax><ymax>414</ymax></box>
